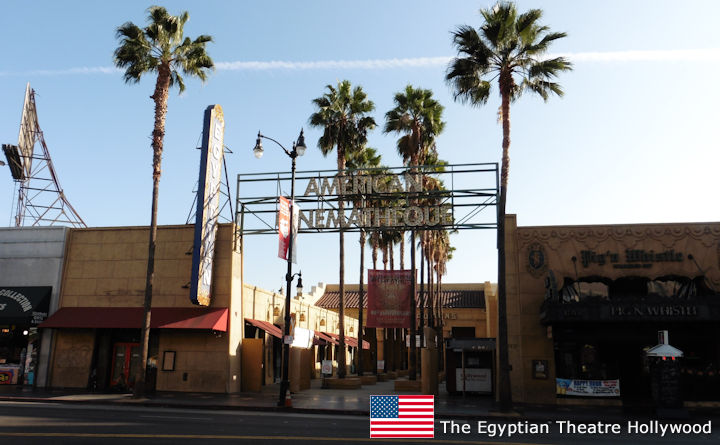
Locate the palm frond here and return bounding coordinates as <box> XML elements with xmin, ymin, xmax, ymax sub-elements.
<box><xmin>448</xmin><ymin>1</ymin><xmax>570</xmax><ymax>107</ymax></box>
<box><xmin>114</xmin><ymin>7</ymin><xmax>213</xmax><ymax>91</ymax></box>
<box><xmin>308</xmin><ymin>80</ymin><xmax>376</xmax><ymax>167</ymax></box>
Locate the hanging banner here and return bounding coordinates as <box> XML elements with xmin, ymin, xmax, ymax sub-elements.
<box><xmin>556</xmin><ymin>378</ymin><xmax>621</xmax><ymax>397</ymax></box>
<box><xmin>277</xmin><ymin>197</ymin><xmax>298</xmax><ymax>263</ymax></box>
<box><xmin>366</xmin><ymin>269</ymin><xmax>413</xmax><ymax>328</ymax></box>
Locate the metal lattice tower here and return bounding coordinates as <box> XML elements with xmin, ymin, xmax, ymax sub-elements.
<box><xmin>2</xmin><ymin>84</ymin><xmax>86</xmax><ymax>228</ymax></box>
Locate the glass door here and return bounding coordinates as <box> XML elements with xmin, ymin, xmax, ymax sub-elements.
<box><xmin>110</xmin><ymin>342</ymin><xmax>140</xmax><ymax>391</ymax></box>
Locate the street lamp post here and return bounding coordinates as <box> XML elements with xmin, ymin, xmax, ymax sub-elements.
<box><xmin>253</xmin><ymin>128</ymin><xmax>306</xmax><ymax>407</ymax></box>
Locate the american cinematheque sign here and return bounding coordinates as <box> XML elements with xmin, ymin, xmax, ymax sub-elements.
<box><xmin>235</xmin><ymin>163</ymin><xmax>499</xmax><ymax>235</ymax></box>
<box><xmin>299</xmin><ymin>172</ymin><xmax>454</xmax><ymax>229</ymax></box>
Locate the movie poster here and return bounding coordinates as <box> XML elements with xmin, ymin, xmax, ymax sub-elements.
<box><xmin>366</xmin><ymin>269</ymin><xmax>414</xmax><ymax>328</ymax></box>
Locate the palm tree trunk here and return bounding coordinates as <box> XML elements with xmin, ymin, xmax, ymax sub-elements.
<box><xmin>428</xmin><ymin>256</ymin><xmax>435</xmax><ymax>326</ymax></box>
<box><xmin>337</xmin><ymin>159</ymin><xmax>346</xmax><ymax>378</ymax></box>
<box><xmin>399</xmin><ymin>232</ymin><xmax>405</xmax><ymax>270</ymax></box>
<box><xmin>390</xmin><ymin>243</ymin><xmax>394</xmax><ymax>270</ymax></box>
<box><xmin>382</xmin><ymin>243</ymin><xmax>388</xmax><ymax>270</ymax></box>
<box><xmin>419</xmin><ymin>237</ymin><xmax>425</xmax><ymax>331</ymax></box>
<box><xmin>436</xmin><ymin>269</ymin><xmax>444</xmax><ymax>372</ymax></box>
<box><xmin>358</xmin><ymin>229</ymin><xmax>365</xmax><ymax>376</ymax></box>
<box><xmin>135</xmin><ymin>64</ymin><xmax>170</xmax><ymax>398</ymax></box>
<box><xmin>496</xmin><ymin>71</ymin><xmax>512</xmax><ymax>411</ymax></box>
<box><xmin>408</xmin><ymin>230</ymin><xmax>417</xmax><ymax>380</ymax></box>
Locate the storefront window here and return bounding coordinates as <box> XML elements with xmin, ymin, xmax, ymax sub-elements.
<box><xmin>0</xmin><ymin>326</ymin><xmax>37</xmax><ymax>385</ymax></box>
<box><xmin>555</xmin><ymin>342</ymin><xmax>617</xmax><ymax>381</ymax></box>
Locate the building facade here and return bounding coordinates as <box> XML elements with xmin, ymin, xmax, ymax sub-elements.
<box><xmin>505</xmin><ymin>215</ymin><xmax>720</xmax><ymax>405</ymax></box>
<box><xmin>0</xmin><ymin>227</ymin><xmax>68</xmax><ymax>388</ymax></box>
<box><xmin>41</xmin><ymin>224</ymin><xmax>243</xmax><ymax>393</ymax></box>
<box><xmin>35</xmin><ymin>223</ymin><xmax>362</xmax><ymax>393</ymax></box>
<box><xmin>315</xmin><ymin>282</ymin><xmax>498</xmax><ymax>393</ymax></box>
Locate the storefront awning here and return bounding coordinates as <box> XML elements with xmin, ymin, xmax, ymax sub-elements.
<box><xmin>646</xmin><ymin>343</ymin><xmax>684</xmax><ymax>358</ymax></box>
<box><xmin>315</xmin><ymin>331</ymin><xmax>337</xmax><ymax>345</ymax></box>
<box><xmin>245</xmin><ymin>318</ymin><xmax>283</xmax><ymax>339</ymax></box>
<box><xmin>322</xmin><ymin>331</ymin><xmax>370</xmax><ymax>349</ymax></box>
<box><xmin>39</xmin><ymin>307</ymin><xmax>228</xmax><ymax>331</ymax></box>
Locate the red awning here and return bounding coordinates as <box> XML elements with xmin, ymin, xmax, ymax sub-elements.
<box><xmin>315</xmin><ymin>331</ymin><xmax>338</xmax><ymax>345</ymax></box>
<box><xmin>245</xmin><ymin>318</ymin><xmax>283</xmax><ymax>339</ymax></box>
<box><xmin>39</xmin><ymin>307</ymin><xmax>228</xmax><ymax>332</ymax></box>
<box><xmin>322</xmin><ymin>331</ymin><xmax>369</xmax><ymax>350</ymax></box>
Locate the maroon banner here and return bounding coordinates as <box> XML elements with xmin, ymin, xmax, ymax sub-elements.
<box><xmin>367</xmin><ymin>269</ymin><xmax>414</xmax><ymax>328</ymax></box>
<box><xmin>277</xmin><ymin>197</ymin><xmax>299</xmax><ymax>263</ymax></box>
<box><xmin>278</xmin><ymin>197</ymin><xmax>290</xmax><ymax>260</ymax></box>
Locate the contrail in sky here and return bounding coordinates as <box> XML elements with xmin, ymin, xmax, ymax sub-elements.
<box><xmin>1</xmin><ymin>49</ymin><xmax>718</xmax><ymax>76</ymax></box>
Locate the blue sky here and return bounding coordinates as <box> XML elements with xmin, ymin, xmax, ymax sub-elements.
<box><xmin>1</xmin><ymin>1</ymin><xmax>719</xmax><ymax>294</ymax></box>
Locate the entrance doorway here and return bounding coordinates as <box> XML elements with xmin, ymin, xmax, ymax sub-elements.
<box><xmin>110</xmin><ymin>342</ymin><xmax>140</xmax><ymax>391</ymax></box>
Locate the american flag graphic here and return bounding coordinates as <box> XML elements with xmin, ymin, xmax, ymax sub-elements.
<box><xmin>369</xmin><ymin>395</ymin><xmax>434</xmax><ymax>438</ymax></box>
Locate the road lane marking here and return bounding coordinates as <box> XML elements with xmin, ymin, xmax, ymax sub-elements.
<box><xmin>0</xmin><ymin>432</ymin><xmax>554</xmax><ymax>444</ymax></box>
<box><xmin>140</xmin><ymin>415</ymin><xmax>211</xmax><ymax>421</ymax></box>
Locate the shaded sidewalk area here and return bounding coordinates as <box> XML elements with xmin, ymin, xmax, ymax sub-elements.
<box><xmin>1</xmin><ymin>378</ymin><xmax>718</xmax><ymax>422</ymax></box>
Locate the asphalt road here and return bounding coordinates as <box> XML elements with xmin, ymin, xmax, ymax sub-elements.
<box><xmin>0</xmin><ymin>401</ymin><xmax>717</xmax><ymax>444</ymax></box>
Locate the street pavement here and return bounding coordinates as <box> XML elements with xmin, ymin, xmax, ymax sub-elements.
<box><xmin>0</xmin><ymin>401</ymin><xmax>718</xmax><ymax>444</ymax></box>
<box><xmin>0</xmin><ymin>376</ymin><xmax>718</xmax><ymax>423</ymax></box>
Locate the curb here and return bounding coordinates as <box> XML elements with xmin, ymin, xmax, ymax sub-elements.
<box><xmin>2</xmin><ymin>395</ymin><xmax>718</xmax><ymax>423</ymax></box>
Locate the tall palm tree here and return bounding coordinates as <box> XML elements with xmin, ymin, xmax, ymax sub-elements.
<box><xmin>309</xmin><ymin>80</ymin><xmax>376</xmax><ymax>378</ymax></box>
<box><xmin>384</xmin><ymin>86</ymin><xmax>445</xmax><ymax>380</ymax></box>
<box><xmin>384</xmin><ymin>86</ymin><xmax>444</xmax><ymax>275</ymax></box>
<box><xmin>446</xmin><ymin>1</ymin><xmax>571</xmax><ymax>410</ymax></box>
<box><xmin>384</xmin><ymin>85</ymin><xmax>445</xmax><ymax>167</ymax></box>
<box><xmin>114</xmin><ymin>6</ymin><xmax>213</xmax><ymax>397</ymax></box>
<box><xmin>345</xmin><ymin>146</ymin><xmax>381</xmax><ymax>376</ymax></box>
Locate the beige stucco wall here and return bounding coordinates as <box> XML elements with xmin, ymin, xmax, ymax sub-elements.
<box><xmin>505</xmin><ymin>215</ymin><xmax>720</xmax><ymax>404</ymax></box>
<box><xmin>50</xmin><ymin>224</ymin><xmax>242</xmax><ymax>393</ymax></box>
<box><xmin>60</xmin><ymin>224</ymin><xmax>234</xmax><ymax>308</ymax></box>
<box><xmin>156</xmin><ymin>331</ymin><xmax>228</xmax><ymax>393</ymax></box>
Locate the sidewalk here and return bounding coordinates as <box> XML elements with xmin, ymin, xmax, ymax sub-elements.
<box><xmin>1</xmin><ymin>378</ymin><xmax>717</xmax><ymax>422</ymax></box>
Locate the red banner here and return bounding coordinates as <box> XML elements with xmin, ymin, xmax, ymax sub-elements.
<box><xmin>367</xmin><ymin>269</ymin><xmax>414</xmax><ymax>328</ymax></box>
<box><xmin>277</xmin><ymin>197</ymin><xmax>298</xmax><ymax>263</ymax></box>
<box><xmin>278</xmin><ymin>197</ymin><xmax>290</xmax><ymax>259</ymax></box>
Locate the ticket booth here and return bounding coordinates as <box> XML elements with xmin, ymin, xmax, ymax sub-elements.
<box><xmin>445</xmin><ymin>338</ymin><xmax>495</xmax><ymax>395</ymax></box>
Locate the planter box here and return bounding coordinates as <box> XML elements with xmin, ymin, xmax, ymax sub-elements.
<box><xmin>322</xmin><ymin>377</ymin><xmax>362</xmax><ymax>389</ymax></box>
<box><xmin>394</xmin><ymin>379</ymin><xmax>422</xmax><ymax>392</ymax></box>
<box><xmin>360</xmin><ymin>375</ymin><xmax>377</xmax><ymax>385</ymax></box>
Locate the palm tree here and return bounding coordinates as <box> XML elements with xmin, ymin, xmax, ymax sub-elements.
<box><xmin>384</xmin><ymin>85</ymin><xmax>445</xmax><ymax>380</ymax></box>
<box><xmin>446</xmin><ymin>1</ymin><xmax>571</xmax><ymax>410</ymax></box>
<box><xmin>114</xmin><ymin>6</ymin><xmax>213</xmax><ymax>397</ymax></box>
<box><xmin>345</xmin><ymin>146</ymin><xmax>381</xmax><ymax>376</ymax></box>
<box><xmin>384</xmin><ymin>85</ymin><xmax>445</xmax><ymax>167</ymax></box>
<box><xmin>309</xmin><ymin>80</ymin><xmax>376</xmax><ymax>378</ymax></box>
